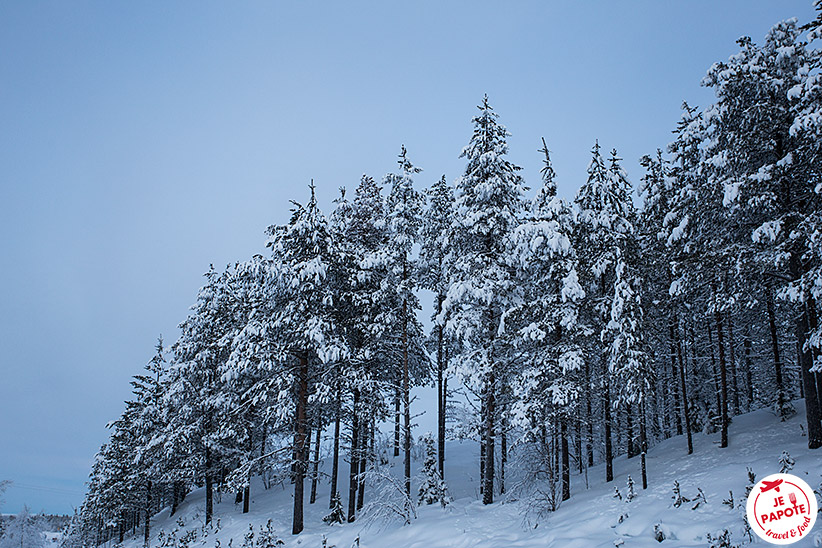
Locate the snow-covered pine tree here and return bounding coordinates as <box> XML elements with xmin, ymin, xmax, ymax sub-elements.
<box><xmin>440</xmin><ymin>95</ymin><xmax>527</xmax><ymax>504</ymax></box>
<box><xmin>417</xmin><ymin>432</ymin><xmax>449</xmax><ymax>507</ymax></box>
<box><xmin>267</xmin><ymin>182</ymin><xmax>347</xmax><ymax>534</ymax></box>
<box><xmin>384</xmin><ymin>146</ymin><xmax>427</xmax><ymax>498</ymax></box>
<box><xmin>164</xmin><ymin>266</ymin><xmax>236</xmax><ymax>525</ymax></box>
<box><xmin>574</xmin><ymin>143</ymin><xmax>636</xmax><ymax>482</ymax></box>
<box><xmin>0</xmin><ymin>506</ymin><xmax>45</xmax><ymax>548</ymax></box>
<box><xmin>420</xmin><ymin>174</ymin><xmax>456</xmax><ymax>480</ymax></box>
<box><xmin>508</xmin><ymin>138</ymin><xmax>584</xmax><ymax>503</ymax></box>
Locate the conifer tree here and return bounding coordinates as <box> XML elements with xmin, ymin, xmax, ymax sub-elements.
<box><xmin>441</xmin><ymin>95</ymin><xmax>526</xmax><ymax>504</ymax></box>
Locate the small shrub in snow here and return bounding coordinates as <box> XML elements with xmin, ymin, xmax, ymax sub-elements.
<box><xmin>417</xmin><ymin>432</ymin><xmax>450</xmax><ymax>507</ymax></box>
<box><xmin>653</xmin><ymin>523</ymin><xmax>665</xmax><ymax>542</ymax></box>
<box><xmin>626</xmin><ymin>476</ymin><xmax>636</xmax><ymax>502</ymax></box>
<box><xmin>613</xmin><ymin>487</ymin><xmax>622</xmax><ymax>501</ymax></box>
<box><xmin>672</xmin><ymin>481</ymin><xmax>690</xmax><ymax>508</ymax></box>
<box><xmin>779</xmin><ymin>450</ymin><xmax>795</xmax><ymax>473</ymax></box>
<box><xmin>722</xmin><ymin>491</ymin><xmax>734</xmax><ymax>509</ymax></box>
<box><xmin>241</xmin><ymin>524</ymin><xmax>254</xmax><ymax>548</ymax></box>
<box><xmin>255</xmin><ymin>520</ymin><xmax>283</xmax><ymax>548</ymax></box>
<box><xmin>323</xmin><ymin>492</ymin><xmax>345</xmax><ymax>525</ymax></box>
<box><xmin>691</xmin><ymin>488</ymin><xmax>707</xmax><ymax>510</ymax></box>
<box><xmin>705</xmin><ymin>529</ymin><xmax>738</xmax><ymax>548</ymax></box>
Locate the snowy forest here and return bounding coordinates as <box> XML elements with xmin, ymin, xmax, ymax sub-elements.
<box><xmin>61</xmin><ymin>5</ymin><xmax>822</xmax><ymax>548</ymax></box>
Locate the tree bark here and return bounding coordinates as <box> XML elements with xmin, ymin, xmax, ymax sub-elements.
<box><xmin>292</xmin><ymin>352</ymin><xmax>309</xmax><ymax>535</ymax></box>
<box><xmin>347</xmin><ymin>387</ymin><xmax>360</xmax><ymax>522</ymax></box>
<box><xmin>144</xmin><ymin>481</ymin><xmax>151</xmax><ymax>548</ymax></box>
<box><xmin>330</xmin><ymin>385</ymin><xmax>341</xmax><ymax>509</ymax></box>
<box><xmin>798</xmin><ymin>299</ymin><xmax>822</xmax><ymax>448</ymax></box>
<box><xmin>668</xmin><ymin>321</ymin><xmax>683</xmax><ymax>436</ymax></box>
<box><xmin>310</xmin><ymin>419</ymin><xmax>322</xmax><ymax>505</ymax></box>
<box><xmin>727</xmin><ymin>313</ymin><xmax>740</xmax><ymax>415</ymax></box>
<box><xmin>603</xmin><ymin>373</ymin><xmax>613</xmax><ymax>482</ymax></box>
<box><xmin>767</xmin><ymin>284</ymin><xmax>788</xmax><ymax>417</ymax></box>
<box><xmin>639</xmin><ymin>402</ymin><xmax>648</xmax><ymax>490</ymax></box>
<box><xmin>743</xmin><ymin>329</ymin><xmax>754</xmax><ymax>408</ymax></box>
<box><xmin>205</xmin><ymin>447</ymin><xmax>213</xmax><ymax>525</ymax></box>
<box><xmin>402</xmin><ymin>298</ymin><xmax>412</xmax><ymax>498</ymax></box>
<box><xmin>560</xmin><ymin>419</ymin><xmax>570</xmax><ymax>501</ymax></box>
<box><xmin>676</xmin><ymin>317</ymin><xmax>693</xmax><ymax>454</ymax></box>
<box><xmin>357</xmin><ymin>418</ymin><xmax>367</xmax><ymax>511</ymax></box>
<box><xmin>715</xmin><ymin>310</ymin><xmax>729</xmax><ymax>449</ymax></box>
<box><xmin>482</xmin><ymin>370</ymin><xmax>495</xmax><ymax>505</ymax></box>
<box><xmin>436</xmin><ymin>293</ymin><xmax>446</xmax><ymax>480</ymax></box>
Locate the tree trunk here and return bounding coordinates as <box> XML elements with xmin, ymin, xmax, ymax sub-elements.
<box><xmin>402</xmin><ymin>298</ymin><xmax>412</xmax><ymax>498</ymax></box>
<box><xmin>626</xmin><ymin>404</ymin><xmax>635</xmax><ymax>458</ymax></box>
<box><xmin>243</xmin><ymin>484</ymin><xmax>250</xmax><ymax>514</ymax></box>
<box><xmin>357</xmin><ymin>418</ymin><xmax>368</xmax><ymax>511</ymax></box>
<box><xmin>436</xmin><ymin>293</ymin><xmax>446</xmax><ymax>480</ymax></box>
<box><xmin>715</xmin><ymin>310</ymin><xmax>729</xmax><ymax>449</ymax></box>
<box><xmin>727</xmin><ymin>313</ymin><xmax>740</xmax><ymax>415</ymax></box>
<box><xmin>669</xmin><ymin>321</ymin><xmax>683</xmax><ymax>436</ymax></box>
<box><xmin>585</xmin><ymin>361</ymin><xmax>594</xmax><ymax>466</ymax></box>
<box><xmin>707</xmin><ymin>322</ymin><xmax>722</xmax><ymax>427</ymax></box>
<box><xmin>743</xmin><ymin>329</ymin><xmax>754</xmax><ymax>409</ymax></box>
<box><xmin>639</xmin><ymin>402</ymin><xmax>648</xmax><ymax>490</ymax></box>
<box><xmin>500</xmin><ymin>424</ymin><xmax>507</xmax><ymax>494</ymax></box>
<box><xmin>310</xmin><ymin>419</ymin><xmax>322</xmax><ymax>505</ymax></box>
<box><xmin>144</xmin><ymin>481</ymin><xmax>151</xmax><ymax>548</ymax></box>
<box><xmin>479</xmin><ymin>397</ymin><xmax>486</xmax><ymax>494</ymax></box>
<box><xmin>798</xmin><ymin>299</ymin><xmax>822</xmax><ymax>449</ymax></box>
<box><xmin>482</xmin><ymin>370</ymin><xmax>495</xmax><ymax>505</ymax></box>
<box><xmin>560</xmin><ymin>419</ymin><xmax>570</xmax><ymax>501</ymax></box>
<box><xmin>676</xmin><ymin>317</ymin><xmax>693</xmax><ymax>454</ymax></box>
<box><xmin>767</xmin><ymin>284</ymin><xmax>788</xmax><ymax>417</ymax></box>
<box><xmin>292</xmin><ymin>352</ymin><xmax>309</xmax><ymax>535</ymax></box>
<box><xmin>205</xmin><ymin>447</ymin><xmax>213</xmax><ymax>525</ymax></box>
<box><xmin>603</xmin><ymin>374</ymin><xmax>613</xmax><ymax>482</ymax></box>
<box><xmin>394</xmin><ymin>390</ymin><xmax>400</xmax><ymax>458</ymax></box>
<box><xmin>330</xmin><ymin>385</ymin><xmax>341</xmax><ymax>509</ymax></box>
<box><xmin>347</xmin><ymin>387</ymin><xmax>360</xmax><ymax>522</ymax></box>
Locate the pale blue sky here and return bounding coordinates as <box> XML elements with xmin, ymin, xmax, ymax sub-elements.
<box><xmin>0</xmin><ymin>1</ymin><xmax>815</xmax><ymax>514</ymax></box>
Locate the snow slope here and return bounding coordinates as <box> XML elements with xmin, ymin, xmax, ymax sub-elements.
<box><xmin>116</xmin><ymin>401</ymin><xmax>822</xmax><ymax>548</ymax></box>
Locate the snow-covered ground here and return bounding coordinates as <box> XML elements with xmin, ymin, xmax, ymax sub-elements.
<box><xmin>116</xmin><ymin>402</ymin><xmax>822</xmax><ymax>548</ymax></box>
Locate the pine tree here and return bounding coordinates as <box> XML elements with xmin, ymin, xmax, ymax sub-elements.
<box><xmin>441</xmin><ymin>95</ymin><xmax>527</xmax><ymax>504</ymax></box>
<box><xmin>420</xmin><ymin>174</ymin><xmax>456</xmax><ymax>480</ymax></box>
<box><xmin>417</xmin><ymin>433</ymin><xmax>449</xmax><ymax>507</ymax></box>
<box><xmin>267</xmin><ymin>182</ymin><xmax>348</xmax><ymax>534</ymax></box>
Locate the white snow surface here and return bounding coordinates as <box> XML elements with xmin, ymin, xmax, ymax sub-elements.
<box><xmin>116</xmin><ymin>402</ymin><xmax>822</xmax><ymax>548</ymax></box>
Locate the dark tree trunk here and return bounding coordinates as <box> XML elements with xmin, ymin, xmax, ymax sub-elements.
<box><xmin>743</xmin><ymin>329</ymin><xmax>754</xmax><ymax>408</ymax></box>
<box><xmin>798</xmin><ymin>298</ymin><xmax>822</xmax><ymax>449</ymax></box>
<box><xmin>560</xmin><ymin>419</ymin><xmax>570</xmax><ymax>501</ymax></box>
<box><xmin>357</xmin><ymin>418</ymin><xmax>368</xmax><ymax>511</ymax></box>
<box><xmin>669</xmin><ymin>321</ymin><xmax>683</xmax><ymax>436</ymax></box>
<box><xmin>482</xmin><ymin>370</ymin><xmax>495</xmax><ymax>505</ymax></box>
<box><xmin>603</xmin><ymin>374</ymin><xmax>613</xmax><ymax>482</ymax></box>
<box><xmin>639</xmin><ymin>402</ymin><xmax>648</xmax><ymax>490</ymax></box>
<box><xmin>144</xmin><ymin>481</ymin><xmax>151</xmax><ymax>547</ymax></box>
<box><xmin>118</xmin><ymin>514</ymin><xmax>124</xmax><ymax>544</ymax></box>
<box><xmin>235</xmin><ymin>489</ymin><xmax>243</xmax><ymax>505</ymax></box>
<box><xmin>626</xmin><ymin>404</ymin><xmax>635</xmax><ymax>458</ymax></box>
<box><xmin>436</xmin><ymin>293</ymin><xmax>446</xmax><ymax>480</ymax></box>
<box><xmin>767</xmin><ymin>284</ymin><xmax>788</xmax><ymax>416</ymax></box>
<box><xmin>479</xmin><ymin>397</ymin><xmax>486</xmax><ymax>494</ymax></box>
<box><xmin>292</xmin><ymin>352</ymin><xmax>309</xmax><ymax>535</ymax></box>
<box><xmin>585</xmin><ymin>361</ymin><xmax>594</xmax><ymax>467</ymax></box>
<box><xmin>676</xmin><ymin>317</ymin><xmax>693</xmax><ymax>454</ymax></box>
<box><xmin>205</xmin><ymin>447</ymin><xmax>214</xmax><ymax>525</ymax></box>
<box><xmin>500</xmin><ymin>424</ymin><xmax>507</xmax><ymax>494</ymax></box>
<box><xmin>243</xmin><ymin>484</ymin><xmax>250</xmax><ymax>514</ymax></box>
<box><xmin>330</xmin><ymin>385</ymin><xmax>341</xmax><ymax>509</ymax></box>
<box><xmin>310</xmin><ymin>419</ymin><xmax>322</xmax><ymax>505</ymax></box>
<box><xmin>707</xmin><ymin>322</ymin><xmax>722</xmax><ymax>426</ymax></box>
<box><xmin>347</xmin><ymin>387</ymin><xmax>360</xmax><ymax>522</ymax></box>
<box><xmin>394</xmin><ymin>390</ymin><xmax>400</xmax><ymax>458</ymax></box>
<box><xmin>715</xmin><ymin>310</ymin><xmax>729</xmax><ymax>449</ymax></box>
<box><xmin>727</xmin><ymin>313</ymin><xmax>740</xmax><ymax>415</ymax></box>
<box><xmin>402</xmin><ymin>299</ymin><xmax>412</xmax><ymax>498</ymax></box>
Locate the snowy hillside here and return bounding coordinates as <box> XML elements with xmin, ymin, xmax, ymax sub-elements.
<box><xmin>112</xmin><ymin>402</ymin><xmax>822</xmax><ymax>548</ymax></box>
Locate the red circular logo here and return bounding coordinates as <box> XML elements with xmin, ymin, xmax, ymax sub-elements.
<box><xmin>746</xmin><ymin>473</ymin><xmax>817</xmax><ymax>544</ymax></box>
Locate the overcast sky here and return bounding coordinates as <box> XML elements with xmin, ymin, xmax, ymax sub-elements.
<box><xmin>0</xmin><ymin>1</ymin><xmax>816</xmax><ymax>515</ymax></box>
